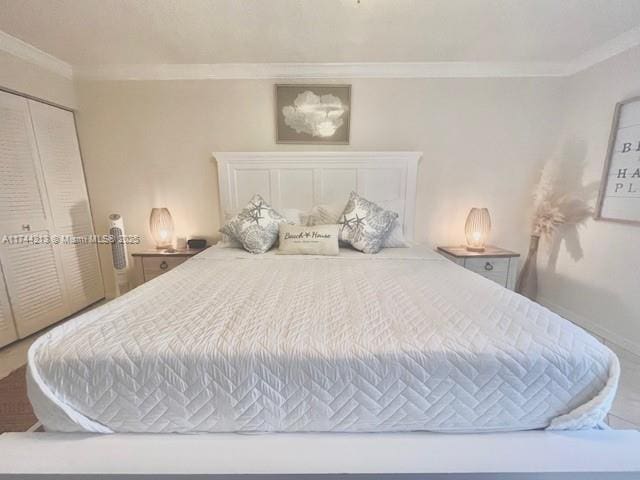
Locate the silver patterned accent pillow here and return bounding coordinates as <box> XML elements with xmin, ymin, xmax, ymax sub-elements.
<box><xmin>307</xmin><ymin>202</ymin><xmax>408</xmax><ymax>248</ymax></box>
<box><xmin>220</xmin><ymin>194</ymin><xmax>288</xmax><ymax>253</ymax></box>
<box><xmin>338</xmin><ymin>192</ymin><xmax>399</xmax><ymax>254</ymax></box>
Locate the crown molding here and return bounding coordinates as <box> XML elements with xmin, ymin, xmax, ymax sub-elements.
<box><xmin>565</xmin><ymin>25</ymin><xmax>640</xmax><ymax>75</ymax></box>
<box><xmin>2</xmin><ymin>25</ymin><xmax>640</xmax><ymax>81</ymax></box>
<box><xmin>0</xmin><ymin>30</ymin><xmax>73</xmax><ymax>79</ymax></box>
<box><xmin>73</xmin><ymin>62</ymin><xmax>568</xmax><ymax>80</ymax></box>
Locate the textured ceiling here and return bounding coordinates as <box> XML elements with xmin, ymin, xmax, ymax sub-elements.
<box><xmin>0</xmin><ymin>0</ymin><xmax>639</xmax><ymax>65</ymax></box>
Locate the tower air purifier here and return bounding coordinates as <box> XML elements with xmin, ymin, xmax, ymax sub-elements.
<box><xmin>108</xmin><ymin>213</ymin><xmax>130</xmax><ymax>296</ymax></box>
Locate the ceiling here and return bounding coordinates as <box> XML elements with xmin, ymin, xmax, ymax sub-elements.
<box><xmin>1</xmin><ymin>0</ymin><xmax>640</xmax><ymax>66</ymax></box>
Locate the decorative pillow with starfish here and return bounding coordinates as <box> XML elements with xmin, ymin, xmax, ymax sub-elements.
<box><xmin>338</xmin><ymin>192</ymin><xmax>399</xmax><ymax>254</ymax></box>
<box><xmin>220</xmin><ymin>194</ymin><xmax>289</xmax><ymax>253</ymax></box>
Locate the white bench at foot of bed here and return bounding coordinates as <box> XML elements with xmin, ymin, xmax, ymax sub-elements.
<box><xmin>1</xmin><ymin>430</ymin><xmax>640</xmax><ymax>479</ymax></box>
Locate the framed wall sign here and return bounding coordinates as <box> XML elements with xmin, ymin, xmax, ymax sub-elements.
<box><xmin>275</xmin><ymin>84</ymin><xmax>351</xmax><ymax>144</ymax></box>
<box><xmin>595</xmin><ymin>96</ymin><xmax>640</xmax><ymax>224</ymax></box>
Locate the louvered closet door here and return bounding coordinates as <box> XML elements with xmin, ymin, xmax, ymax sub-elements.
<box><xmin>0</xmin><ymin>91</ymin><xmax>69</xmax><ymax>338</ymax></box>
<box><xmin>57</xmin><ymin>224</ymin><xmax>104</xmax><ymax>312</ymax></box>
<box><xmin>0</xmin><ymin>92</ymin><xmax>48</xmax><ymax>232</ymax></box>
<box><xmin>0</xmin><ymin>265</ymin><xmax>17</xmax><ymax>347</ymax></box>
<box><xmin>28</xmin><ymin>100</ymin><xmax>104</xmax><ymax>312</ymax></box>
<box><xmin>1</xmin><ymin>235</ymin><xmax>67</xmax><ymax>337</ymax></box>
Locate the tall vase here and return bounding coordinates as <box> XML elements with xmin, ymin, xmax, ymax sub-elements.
<box><xmin>516</xmin><ymin>235</ymin><xmax>540</xmax><ymax>300</ymax></box>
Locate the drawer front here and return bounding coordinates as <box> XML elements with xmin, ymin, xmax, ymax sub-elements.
<box><xmin>142</xmin><ymin>256</ymin><xmax>187</xmax><ymax>281</ymax></box>
<box><xmin>464</xmin><ymin>257</ymin><xmax>510</xmax><ymax>286</ymax></box>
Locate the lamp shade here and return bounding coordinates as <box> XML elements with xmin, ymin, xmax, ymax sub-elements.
<box><xmin>149</xmin><ymin>208</ymin><xmax>174</xmax><ymax>249</ymax></box>
<box><xmin>464</xmin><ymin>208</ymin><xmax>491</xmax><ymax>252</ymax></box>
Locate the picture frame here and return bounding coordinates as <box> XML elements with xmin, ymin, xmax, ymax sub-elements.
<box><xmin>275</xmin><ymin>84</ymin><xmax>351</xmax><ymax>144</ymax></box>
<box><xmin>595</xmin><ymin>96</ymin><xmax>640</xmax><ymax>225</ymax></box>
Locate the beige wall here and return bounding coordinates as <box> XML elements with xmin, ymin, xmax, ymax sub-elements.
<box><xmin>538</xmin><ymin>46</ymin><xmax>640</xmax><ymax>352</ymax></box>
<box><xmin>74</xmin><ymin>77</ymin><xmax>564</xmax><ymax>298</ymax></box>
<box><xmin>4</xmin><ymin>43</ymin><xmax>637</xmax><ymax>352</ymax></box>
<box><xmin>0</xmin><ymin>51</ymin><xmax>76</xmax><ymax>108</ymax></box>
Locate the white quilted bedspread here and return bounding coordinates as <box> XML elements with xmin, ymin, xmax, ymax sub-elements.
<box><xmin>27</xmin><ymin>245</ymin><xmax>619</xmax><ymax>433</ymax></box>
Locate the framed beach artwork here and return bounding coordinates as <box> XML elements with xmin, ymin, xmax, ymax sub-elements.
<box><xmin>275</xmin><ymin>84</ymin><xmax>351</xmax><ymax>144</ymax></box>
<box><xmin>595</xmin><ymin>96</ymin><xmax>640</xmax><ymax>224</ymax></box>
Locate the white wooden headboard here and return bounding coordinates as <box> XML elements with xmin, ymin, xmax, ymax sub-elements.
<box><xmin>213</xmin><ymin>151</ymin><xmax>422</xmax><ymax>241</ymax></box>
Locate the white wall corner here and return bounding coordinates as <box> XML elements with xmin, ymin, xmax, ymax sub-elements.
<box><xmin>565</xmin><ymin>25</ymin><xmax>640</xmax><ymax>75</ymax></box>
<box><xmin>0</xmin><ymin>30</ymin><xmax>73</xmax><ymax>79</ymax></box>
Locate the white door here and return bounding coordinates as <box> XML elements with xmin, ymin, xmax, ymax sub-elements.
<box><xmin>0</xmin><ymin>91</ymin><xmax>69</xmax><ymax>338</ymax></box>
<box><xmin>57</xmin><ymin>224</ymin><xmax>105</xmax><ymax>312</ymax></box>
<box><xmin>0</xmin><ymin>92</ymin><xmax>49</xmax><ymax>233</ymax></box>
<box><xmin>1</xmin><ymin>233</ymin><xmax>68</xmax><ymax>338</ymax></box>
<box><xmin>0</xmin><ymin>264</ymin><xmax>17</xmax><ymax>347</ymax></box>
<box><xmin>28</xmin><ymin>100</ymin><xmax>104</xmax><ymax>311</ymax></box>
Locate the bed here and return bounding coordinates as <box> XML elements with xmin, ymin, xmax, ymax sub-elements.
<box><xmin>28</xmin><ymin>242</ymin><xmax>618</xmax><ymax>433</ymax></box>
<box><xmin>24</xmin><ymin>152</ymin><xmax>618</xmax><ymax>435</ymax></box>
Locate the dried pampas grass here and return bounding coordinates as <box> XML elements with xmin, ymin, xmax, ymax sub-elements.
<box><xmin>531</xmin><ymin>158</ymin><xmax>592</xmax><ymax>240</ymax></box>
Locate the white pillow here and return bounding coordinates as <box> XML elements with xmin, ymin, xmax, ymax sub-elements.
<box><xmin>382</xmin><ymin>221</ymin><xmax>409</xmax><ymax>248</ymax></box>
<box><xmin>306</xmin><ymin>201</ymin><xmax>408</xmax><ymax>248</ymax></box>
<box><xmin>279</xmin><ymin>208</ymin><xmax>307</xmax><ymax>225</ymax></box>
<box><xmin>278</xmin><ymin>224</ymin><xmax>339</xmax><ymax>256</ymax></box>
<box><xmin>306</xmin><ymin>203</ymin><xmax>344</xmax><ymax>227</ymax></box>
<box><xmin>219</xmin><ymin>212</ymin><xmax>242</xmax><ymax>247</ymax></box>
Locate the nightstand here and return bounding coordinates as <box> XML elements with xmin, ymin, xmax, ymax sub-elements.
<box><xmin>132</xmin><ymin>249</ymin><xmax>204</xmax><ymax>285</ymax></box>
<box><xmin>437</xmin><ymin>245</ymin><xmax>520</xmax><ymax>290</ymax></box>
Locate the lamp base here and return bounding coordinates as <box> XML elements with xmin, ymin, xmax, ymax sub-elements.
<box><xmin>466</xmin><ymin>246</ymin><xmax>486</xmax><ymax>252</ymax></box>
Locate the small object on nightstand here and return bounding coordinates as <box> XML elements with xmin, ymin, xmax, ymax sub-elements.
<box><xmin>132</xmin><ymin>248</ymin><xmax>205</xmax><ymax>285</ymax></box>
<box><xmin>437</xmin><ymin>245</ymin><xmax>520</xmax><ymax>290</ymax></box>
<box><xmin>187</xmin><ymin>238</ymin><xmax>207</xmax><ymax>249</ymax></box>
<box><xmin>176</xmin><ymin>236</ymin><xmax>188</xmax><ymax>250</ymax></box>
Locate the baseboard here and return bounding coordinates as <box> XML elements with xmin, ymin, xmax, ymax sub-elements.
<box><xmin>537</xmin><ymin>296</ymin><xmax>640</xmax><ymax>357</ymax></box>
<box><xmin>26</xmin><ymin>421</ymin><xmax>42</xmax><ymax>432</ymax></box>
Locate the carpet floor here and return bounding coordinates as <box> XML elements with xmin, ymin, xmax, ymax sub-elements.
<box><xmin>0</xmin><ymin>365</ymin><xmax>37</xmax><ymax>433</ymax></box>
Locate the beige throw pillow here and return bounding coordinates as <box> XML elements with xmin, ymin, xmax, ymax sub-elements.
<box><xmin>278</xmin><ymin>224</ymin><xmax>339</xmax><ymax>256</ymax></box>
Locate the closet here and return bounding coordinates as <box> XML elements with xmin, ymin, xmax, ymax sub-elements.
<box><xmin>0</xmin><ymin>89</ymin><xmax>104</xmax><ymax>347</ymax></box>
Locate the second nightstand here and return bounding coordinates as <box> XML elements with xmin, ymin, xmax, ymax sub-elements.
<box><xmin>132</xmin><ymin>249</ymin><xmax>204</xmax><ymax>285</ymax></box>
<box><xmin>437</xmin><ymin>245</ymin><xmax>520</xmax><ymax>290</ymax></box>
